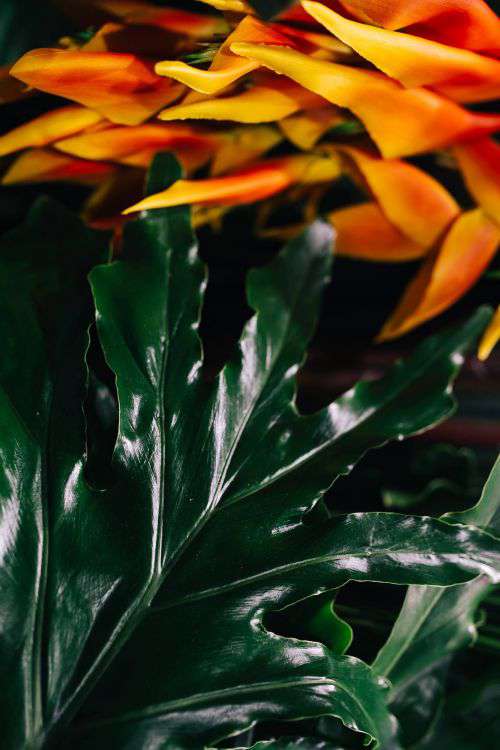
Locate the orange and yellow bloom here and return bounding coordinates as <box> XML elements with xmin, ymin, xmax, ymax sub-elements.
<box><xmin>2</xmin><ymin>0</ymin><xmax>499</xmax><ymax>349</ymax></box>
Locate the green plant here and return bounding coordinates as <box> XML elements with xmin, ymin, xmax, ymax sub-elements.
<box><xmin>0</xmin><ymin>155</ymin><xmax>499</xmax><ymax>749</ymax></box>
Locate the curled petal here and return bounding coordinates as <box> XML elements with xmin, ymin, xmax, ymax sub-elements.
<box><xmin>0</xmin><ymin>106</ymin><xmax>104</xmax><ymax>158</ymax></box>
<box><xmin>378</xmin><ymin>209</ymin><xmax>500</xmax><ymax>341</ymax></box>
<box><xmin>478</xmin><ymin>305</ymin><xmax>500</xmax><ymax>360</ymax></box>
<box><xmin>2</xmin><ymin>148</ymin><xmax>116</xmax><ymax>185</ymax></box>
<box><xmin>302</xmin><ymin>2</ymin><xmax>500</xmax><ymax>103</ymax></box>
<box><xmin>159</xmin><ymin>80</ymin><xmax>325</xmax><ymax>123</ymax></box>
<box><xmin>280</xmin><ymin>108</ymin><xmax>346</xmax><ymax>149</ymax></box>
<box><xmin>338</xmin><ymin>146</ymin><xmax>459</xmax><ymax>246</ymax></box>
<box><xmin>123</xmin><ymin>153</ymin><xmax>341</xmax><ymax>213</ymax></box>
<box><xmin>55</xmin><ymin>123</ymin><xmax>218</xmax><ymax>160</ymax></box>
<box><xmin>329</xmin><ymin>202</ymin><xmax>427</xmax><ymax>261</ymax></box>
<box><xmin>231</xmin><ymin>43</ymin><xmax>500</xmax><ymax>157</ymax></box>
<box><xmin>10</xmin><ymin>48</ymin><xmax>183</xmax><ymax>125</ymax></box>
<box><xmin>339</xmin><ymin>0</ymin><xmax>500</xmax><ymax>55</ymax></box>
<box><xmin>155</xmin><ymin>16</ymin><xmax>292</xmax><ymax>95</ymax></box>
<box><xmin>454</xmin><ymin>138</ymin><xmax>500</xmax><ymax>227</ymax></box>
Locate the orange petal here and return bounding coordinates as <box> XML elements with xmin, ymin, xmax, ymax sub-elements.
<box><xmin>478</xmin><ymin>305</ymin><xmax>500</xmax><ymax>360</ymax></box>
<box><xmin>155</xmin><ymin>16</ymin><xmax>293</xmax><ymax>95</ymax></box>
<box><xmin>159</xmin><ymin>79</ymin><xmax>326</xmax><ymax>123</ymax></box>
<box><xmin>378</xmin><ymin>209</ymin><xmax>500</xmax><ymax>340</ymax></box>
<box><xmin>280</xmin><ymin>108</ymin><xmax>346</xmax><ymax>149</ymax></box>
<box><xmin>95</xmin><ymin>1</ymin><xmax>229</xmax><ymax>38</ymax></box>
<box><xmin>0</xmin><ymin>106</ymin><xmax>104</xmax><ymax>158</ymax></box>
<box><xmin>339</xmin><ymin>0</ymin><xmax>500</xmax><ymax>55</ymax></box>
<box><xmin>329</xmin><ymin>202</ymin><xmax>427</xmax><ymax>261</ymax></box>
<box><xmin>338</xmin><ymin>146</ymin><xmax>459</xmax><ymax>246</ymax></box>
<box><xmin>454</xmin><ymin>138</ymin><xmax>500</xmax><ymax>228</ymax></box>
<box><xmin>303</xmin><ymin>2</ymin><xmax>500</xmax><ymax>103</ymax></box>
<box><xmin>123</xmin><ymin>152</ymin><xmax>341</xmax><ymax>213</ymax></box>
<box><xmin>2</xmin><ymin>148</ymin><xmax>116</xmax><ymax>185</ymax></box>
<box><xmin>54</xmin><ymin>123</ymin><xmax>218</xmax><ymax>160</ymax></box>
<box><xmin>231</xmin><ymin>43</ymin><xmax>500</xmax><ymax>158</ymax></box>
<box><xmin>10</xmin><ymin>48</ymin><xmax>184</xmax><ymax>125</ymax></box>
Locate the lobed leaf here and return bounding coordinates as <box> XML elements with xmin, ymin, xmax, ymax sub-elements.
<box><xmin>0</xmin><ymin>155</ymin><xmax>497</xmax><ymax>749</ymax></box>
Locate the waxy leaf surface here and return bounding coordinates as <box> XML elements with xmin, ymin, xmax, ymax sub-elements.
<box><xmin>0</xmin><ymin>156</ymin><xmax>498</xmax><ymax>749</ymax></box>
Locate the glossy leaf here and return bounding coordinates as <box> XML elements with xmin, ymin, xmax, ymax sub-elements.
<box><xmin>0</xmin><ymin>155</ymin><xmax>498</xmax><ymax>749</ymax></box>
<box><xmin>373</xmin><ymin>455</ymin><xmax>500</xmax><ymax>746</ymax></box>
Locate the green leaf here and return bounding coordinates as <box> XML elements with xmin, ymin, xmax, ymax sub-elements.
<box><xmin>247</xmin><ymin>0</ymin><xmax>296</xmax><ymax>20</ymax></box>
<box><xmin>0</xmin><ymin>0</ymin><xmax>70</xmax><ymax>64</ymax></box>
<box><xmin>373</xmin><ymin>456</ymin><xmax>500</xmax><ymax>746</ymax></box>
<box><xmin>0</xmin><ymin>155</ymin><xmax>497</xmax><ymax>750</ymax></box>
<box><xmin>241</xmin><ymin>740</ymin><xmax>342</xmax><ymax>749</ymax></box>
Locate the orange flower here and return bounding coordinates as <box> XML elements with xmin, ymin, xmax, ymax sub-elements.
<box><xmin>10</xmin><ymin>49</ymin><xmax>183</xmax><ymax>125</ymax></box>
<box><xmin>329</xmin><ymin>203</ymin><xmax>427</xmax><ymax>262</ymax></box>
<box><xmin>123</xmin><ymin>152</ymin><xmax>342</xmax><ymax>213</ymax></box>
<box><xmin>2</xmin><ymin>148</ymin><xmax>116</xmax><ymax>186</ymax></box>
<box><xmin>155</xmin><ymin>16</ymin><xmax>294</xmax><ymax>95</ymax></box>
<box><xmin>0</xmin><ymin>106</ymin><xmax>104</xmax><ymax>158</ymax></box>
<box><xmin>159</xmin><ymin>76</ymin><xmax>326</xmax><ymax>124</ymax></box>
<box><xmin>338</xmin><ymin>0</ymin><xmax>500</xmax><ymax>55</ymax></box>
<box><xmin>230</xmin><ymin>43</ymin><xmax>500</xmax><ymax>158</ymax></box>
<box><xmin>303</xmin><ymin>2</ymin><xmax>500</xmax><ymax>103</ymax></box>
<box><xmin>378</xmin><ymin>210</ymin><xmax>500</xmax><ymax>341</ymax></box>
<box><xmin>338</xmin><ymin>146</ymin><xmax>459</xmax><ymax>247</ymax></box>
<box><xmin>454</xmin><ymin>138</ymin><xmax>500</xmax><ymax>228</ymax></box>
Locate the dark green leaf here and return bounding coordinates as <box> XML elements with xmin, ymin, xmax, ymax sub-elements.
<box><xmin>247</xmin><ymin>0</ymin><xmax>296</xmax><ymax>20</ymax></box>
<box><xmin>373</xmin><ymin>456</ymin><xmax>500</xmax><ymax>746</ymax></box>
<box><xmin>0</xmin><ymin>156</ymin><xmax>497</xmax><ymax>750</ymax></box>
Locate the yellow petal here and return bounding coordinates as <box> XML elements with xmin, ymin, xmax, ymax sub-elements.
<box><xmin>279</xmin><ymin>108</ymin><xmax>346</xmax><ymax>149</ymax></box>
<box><xmin>0</xmin><ymin>106</ymin><xmax>104</xmax><ymax>158</ymax></box>
<box><xmin>231</xmin><ymin>42</ymin><xmax>500</xmax><ymax>158</ymax></box>
<box><xmin>197</xmin><ymin>0</ymin><xmax>251</xmax><ymax>12</ymax></box>
<box><xmin>302</xmin><ymin>1</ymin><xmax>500</xmax><ymax>103</ymax></box>
<box><xmin>478</xmin><ymin>305</ymin><xmax>500</xmax><ymax>360</ymax></box>
<box><xmin>155</xmin><ymin>16</ymin><xmax>291</xmax><ymax>95</ymax></box>
<box><xmin>159</xmin><ymin>80</ymin><xmax>325</xmax><ymax>123</ymax></box>
<box><xmin>338</xmin><ymin>146</ymin><xmax>459</xmax><ymax>247</ymax></box>
<box><xmin>378</xmin><ymin>209</ymin><xmax>500</xmax><ymax>341</ymax></box>
<box><xmin>329</xmin><ymin>202</ymin><xmax>427</xmax><ymax>261</ymax></box>
<box><xmin>454</xmin><ymin>138</ymin><xmax>500</xmax><ymax>228</ymax></box>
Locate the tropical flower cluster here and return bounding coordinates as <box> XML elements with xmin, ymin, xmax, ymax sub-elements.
<box><xmin>1</xmin><ymin>0</ymin><xmax>500</xmax><ymax>346</ymax></box>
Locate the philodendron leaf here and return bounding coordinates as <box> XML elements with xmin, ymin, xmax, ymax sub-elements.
<box><xmin>0</xmin><ymin>154</ymin><xmax>498</xmax><ymax>750</ymax></box>
<box><xmin>373</xmin><ymin>456</ymin><xmax>500</xmax><ymax>746</ymax></box>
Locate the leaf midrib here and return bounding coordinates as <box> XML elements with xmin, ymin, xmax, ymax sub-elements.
<box><xmin>73</xmin><ymin>674</ymin><xmax>377</xmax><ymax>739</ymax></box>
